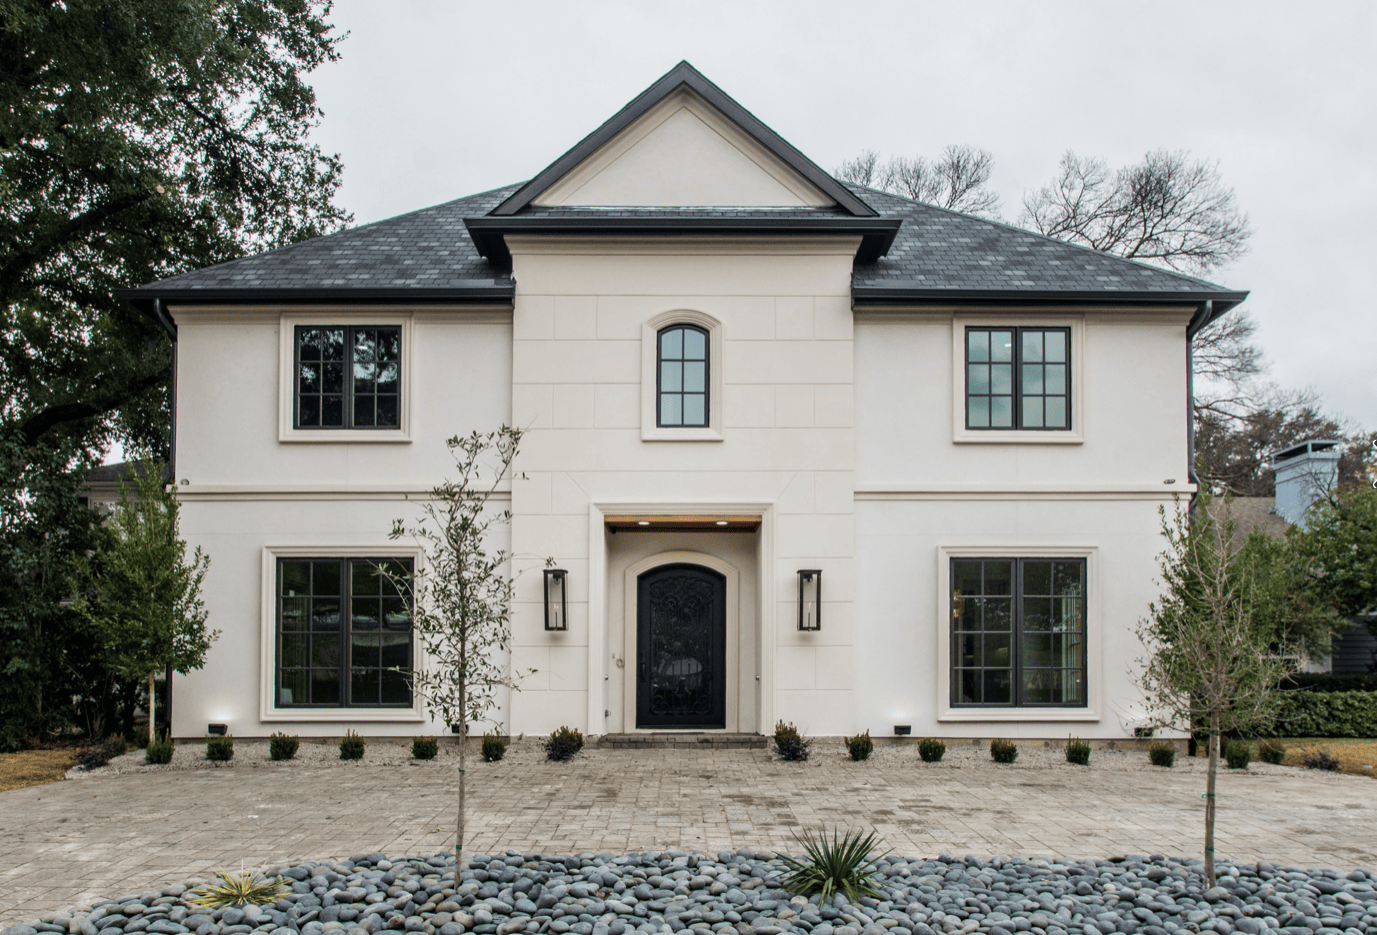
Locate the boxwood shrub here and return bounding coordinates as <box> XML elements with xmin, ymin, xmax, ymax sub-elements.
<box><xmin>1272</xmin><ymin>691</ymin><xmax>1377</xmax><ymax>737</ymax></box>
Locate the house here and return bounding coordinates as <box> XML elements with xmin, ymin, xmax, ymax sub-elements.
<box><xmin>118</xmin><ymin>62</ymin><xmax>1250</xmax><ymax>741</ymax></box>
<box><xmin>1207</xmin><ymin>440</ymin><xmax>1377</xmax><ymax>674</ymax></box>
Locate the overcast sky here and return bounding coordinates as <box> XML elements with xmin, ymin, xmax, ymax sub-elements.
<box><xmin>306</xmin><ymin>0</ymin><xmax>1376</xmax><ymax>430</ymax></box>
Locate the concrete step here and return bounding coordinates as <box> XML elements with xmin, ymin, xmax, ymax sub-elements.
<box><xmin>596</xmin><ymin>732</ymin><xmax>767</xmax><ymax>749</ymax></box>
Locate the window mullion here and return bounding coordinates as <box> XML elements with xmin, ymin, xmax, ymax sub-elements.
<box><xmin>1013</xmin><ymin>327</ymin><xmax>1023</xmax><ymax>431</ymax></box>
<box><xmin>343</xmin><ymin>326</ymin><xmax>354</xmax><ymax>430</ymax></box>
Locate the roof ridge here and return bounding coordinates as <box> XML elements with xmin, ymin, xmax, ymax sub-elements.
<box><xmin>841</xmin><ymin>181</ymin><xmax>1236</xmax><ymax>292</ymax></box>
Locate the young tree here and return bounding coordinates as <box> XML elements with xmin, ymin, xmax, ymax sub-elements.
<box><xmin>81</xmin><ymin>459</ymin><xmax>216</xmax><ymax>744</ymax></box>
<box><xmin>388</xmin><ymin>427</ymin><xmax>536</xmax><ymax>869</ymax></box>
<box><xmin>1135</xmin><ymin>496</ymin><xmax>1291</xmax><ymax>886</ymax></box>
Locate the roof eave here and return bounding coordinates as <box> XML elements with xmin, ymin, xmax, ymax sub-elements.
<box><xmin>465</xmin><ymin>216</ymin><xmax>902</xmax><ymax>266</ymax></box>
<box><xmin>116</xmin><ymin>283</ymin><xmax>516</xmax><ymax>316</ymax></box>
<box><xmin>852</xmin><ymin>285</ymin><xmax>1250</xmax><ymax>313</ymax></box>
<box><xmin>491</xmin><ymin>61</ymin><xmax>877</xmax><ymax>218</ymax></box>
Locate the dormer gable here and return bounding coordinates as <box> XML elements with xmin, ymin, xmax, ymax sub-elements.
<box><xmin>493</xmin><ymin>61</ymin><xmax>876</xmax><ymax>217</ymax></box>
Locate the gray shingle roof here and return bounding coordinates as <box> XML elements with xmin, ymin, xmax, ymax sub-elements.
<box><xmin>128</xmin><ymin>179</ymin><xmax>1241</xmax><ymax>304</ymax></box>
<box><xmin>847</xmin><ymin>184</ymin><xmax>1234</xmax><ymax>296</ymax></box>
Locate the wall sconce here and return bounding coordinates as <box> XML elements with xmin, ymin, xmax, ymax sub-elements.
<box><xmin>544</xmin><ymin>568</ymin><xmax>568</xmax><ymax>631</ymax></box>
<box><xmin>797</xmin><ymin>569</ymin><xmax>821</xmax><ymax>631</ymax></box>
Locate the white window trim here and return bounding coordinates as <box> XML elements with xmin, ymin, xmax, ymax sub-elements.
<box><xmin>640</xmin><ymin>309</ymin><xmax>724</xmax><ymax>442</ymax></box>
<box><xmin>935</xmin><ymin>544</ymin><xmax>1101</xmax><ymax>723</ymax></box>
<box><xmin>951</xmin><ymin>314</ymin><xmax>1085</xmax><ymax>444</ymax></box>
<box><xmin>259</xmin><ymin>544</ymin><xmax>426</xmax><ymax>722</ymax></box>
<box><xmin>278</xmin><ymin>312</ymin><xmax>415</xmax><ymax>443</ymax></box>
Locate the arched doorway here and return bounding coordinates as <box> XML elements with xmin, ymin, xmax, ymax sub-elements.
<box><xmin>636</xmin><ymin>563</ymin><xmax>727</xmax><ymax>729</ymax></box>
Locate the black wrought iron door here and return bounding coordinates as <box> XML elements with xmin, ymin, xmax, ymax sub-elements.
<box><xmin>636</xmin><ymin>563</ymin><xmax>727</xmax><ymax>729</ymax></box>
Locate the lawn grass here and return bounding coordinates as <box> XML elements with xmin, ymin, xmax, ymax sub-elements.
<box><xmin>0</xmin><ymin>748</ymin><xmax>80</xmax><ymax>792</ymax></box>
<box><xmin>1278</xmin><ymin>738</ymin><xmax>1377</xmax><ymax>779</ymax></box>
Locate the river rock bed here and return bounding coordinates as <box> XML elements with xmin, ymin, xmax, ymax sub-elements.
<box><xmin>6</xmin><ymin>850</ymin><xmax>1376</xmax><ymax>935</ymax></box>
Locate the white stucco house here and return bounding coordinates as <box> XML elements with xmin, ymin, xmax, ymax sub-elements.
<box><xmin>119</xmin><ymin>62</ymin><xmax>1248</xmax><ymax>742</ymax></box>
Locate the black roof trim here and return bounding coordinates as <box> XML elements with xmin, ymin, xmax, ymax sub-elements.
<box><xmin>853</xmin><ymin>285</ymin><xmax>1249</xmax><ymax>313</ymax></box>
<box><xmin>491</xmin><ymin>61</ymin><xmax>877</xmax><ymax>219</ymax></box>
<box><xmin>116</xmin><ymin>284</ymin><xmax>514</xmax><ymax>313</ymax></box>
<box><xmin>466</xmin><ymin>216</ymin><xmax>901</xmax><ymax>266</ymax></box>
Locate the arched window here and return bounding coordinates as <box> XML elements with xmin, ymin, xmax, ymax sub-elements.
<box><xmin>657</xmin><ymin>324</ymin><xmax>709</xmax><ymax>427</ymax></box>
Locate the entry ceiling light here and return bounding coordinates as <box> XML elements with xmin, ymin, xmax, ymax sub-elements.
<box><xmin>798</xmin><ymin>569</ymin><xmax>821</xmax><ymax>631</ymax></box>
<box><xmin>544</xmin><ymin>568</ymin><xmax>568</xmax><ymax>631</ymax></box>
<box><xmin>604</xmin><ymin>514</ymin><xmax>761</xmax><ymax>533</ymax></box>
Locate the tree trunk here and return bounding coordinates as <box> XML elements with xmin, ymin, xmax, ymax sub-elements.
<box><xmin>457</xmin><ymin>636</ymin><xmax>467</xmax><ymax>871</ymax></box>
<box><xmin>1204</xmin><ymin>714</ymin><xmax>1219</xmax><ymax>887</ymax></box>
<box><xmin>147</xmin><ymin>671</ymin><xmax>156</xmax><ymax>746</ymax></box>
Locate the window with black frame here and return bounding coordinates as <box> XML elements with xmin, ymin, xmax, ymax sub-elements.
<box><xmin>965</xmin><ymin>327</ymin><xmax>1070</xmax><ymax>430</ymax></box>
<box><xmin>276</xmin><ymin>557</ymin><xmax>413</xmax><ymax>707</ymax></box>
<box><xmin>294</xmin><ymin>326</ymin><xmax>401</xmax><ymax>429</ymax></box>
<box><xmin>657</xmin><ymin>324</ymin><xmax>709</xmax><ymax>427</ymax></box>
<box><xmin>950</xmin><ymin>557</ymin><xmax>1086</xmax><ymax>707</ymax></box>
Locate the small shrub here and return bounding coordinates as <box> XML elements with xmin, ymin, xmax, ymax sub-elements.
<box><xmin>1065</xmin><ymin>736</ymin><xmax>1091</xmax><ymax>766</ymax></box>
<box><xmin>1303</xmin><ymin>749</ymin><xmax>1341</xmax><ymax>771</ymax></box>
<box><xmin>773</xmin><ymin>721</ymin><xmax>810</xmax><ymax>762</ymax></box>
<box><xmin>145</xmin><ymin>733</ymin><xmax>175</xmax><ymax>765</ymax></box>
<box><xmin>844</xmin><ymin>731</ymin><xmax>873</xmax><ymax>762</ymax></box>
<box><xmin>777</xmin><ymin>828</ymin><xmax>891</xmax><ymax>902</ymax></box>
<box><xmin>339</xmin><ymin>730</ymin><xmax>365</xmax><ymax>760</ymax></box>
<box><xmin>545</xmin><ymin>726</ymin><xmax>584</xmax><ymax>761</ymax></box>
<box><xmin>481</xmin><ymin>732</ymin><xmax>506</xmax><ymax>762</ymax></box>
<box><xmin>107</xmin><ymin>735</ymin><xmax>128</xmax><ymax>758</ymax></box>
<box><xmin>1224</xmin><ymin>739</ymin><xmax>1252</xmax><ymax>770</ymax></box>
<box><xmin>188</xmin><ymin>868</ymin><xmax>292</xmax><ymax>909</ymax></box>
<box><xmin>1148</xmin><ymin>742</ymin><xmax>1176</xmax><ymax>767</ymax></box>
<box><xmin>78</xmin><ymin>741</ymin><xmax>116</xmax><ymax>771</ymax></box>
<box><xmin>269</xmin><ymin>732</ymin><xmax>299</xmax><ymax>761</ymax></box>
<box><xmin>206</xmin><ymin>734</ymin><xmax>234</xmax><ymax>762</ymax></box>
<box><xmin>990</xmin><ymin>739</ymin><xmax>1018</xmax><ymax>764</ymax></box>
<box><xmin>411</xmin><ymin>735</ymin><xmax>439</xmax><ymax>760</ymax></box>
<box><xmin>917</xmin><ymin>738</ymin><xmax>946</xmax><ymax>763</ymax></box>
<box><xmin>1258</xmin><ymin>738</ymin><xmax>1286</xmax><ymax>765</ymax></box>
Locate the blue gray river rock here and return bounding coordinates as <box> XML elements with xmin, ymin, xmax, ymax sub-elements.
<box><xmin>5</xmin><ymin>851</ymin><xmax>1375</xmax><ymax>935</ymax></box>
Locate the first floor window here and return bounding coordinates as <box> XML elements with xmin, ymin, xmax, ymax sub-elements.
<box><xmin>951</xmin><ymin>557</ymin><xmax>1086</xmax><ymax>707</ymax></box>
<box><xmin>965</xmin><ymin>326</ymin><xmax>1070</xmax><ymax>430</ymax></box>
<box><xmin>295</xmin><ymin>325</ymin><xmax>401</xmax><ymax>429</ymax></box>
<box><xmin>276</xmin><ymin>557</ymin><xmax>413</xmax><ymax>707</ymax></box>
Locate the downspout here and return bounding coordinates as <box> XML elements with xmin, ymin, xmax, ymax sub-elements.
<box><xmin>1184</xmin><ymin>300</ymin><xmax>1213</xmax><ymax>515</ymax></box>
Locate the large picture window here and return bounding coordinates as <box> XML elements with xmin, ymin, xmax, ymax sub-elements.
<box><xmin>294</xmin><ymin>326</ymin><xmax>402</xmax><ymax>429</ymax></box>
<box><xmin>965</xmin><ymin>327</ymin><xmax>1070</xmax><ymax>430</ymax></box>
<box><xmin>657</xmin><ymin>324</ymin><xmax>709</xmax><ymax>428</ymax></box>
<box><xmin>276</xmin><ymin>557</ymin><xmax>412</xmax><ymax>707</ymax></box>
<box><xmin>950</xmin><ymin>557</ymin><xmax>1086</xmax><ymax>707</ymax></box>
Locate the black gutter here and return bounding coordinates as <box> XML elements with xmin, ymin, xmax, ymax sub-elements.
<box><xmin>854</xmin><ymin>285</ymin><xmax>1250</xmax><ymax>313</ymax></box>
<box><xmin>465</xmin><ymin>216</ymin><xmax>902</xmax><ymax>267</ymax></box>
<box><xmin>116</xmin><ymin>284</ymin><xmax>515</xmax><ymax>313</ymax></box>
<box><xmin>1185</xmin><ymin>300</ymin><xmax>1218</xmax><ymax>512</ymax></box>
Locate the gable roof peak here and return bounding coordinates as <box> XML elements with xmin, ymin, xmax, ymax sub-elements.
<box><xmin>491</xmin><ymin>61</ymin><xmax>876</xmax><ymax>218</ymax></box>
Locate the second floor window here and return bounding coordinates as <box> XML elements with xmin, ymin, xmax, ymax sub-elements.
<box><xmin>295</xmin><ymin>326</ymin><xmax>401</xmax><ymax>429</ymax></box>
<box><xmin>657</xmin><ymin>324</ymin><xmax>709</xmax><ymax>427</ymax></box>
<box><xmin>966</xmin><ymin>327</ymin><xmax>1070</xmax><ymax>431</ymax></box>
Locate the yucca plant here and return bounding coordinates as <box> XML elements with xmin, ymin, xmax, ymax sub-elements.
<box><xmin>187</xmin><ymin>867</ymin><xmax>291</xmax><ymax>909</ymax></box>
<box><xmin>777</xmin><ymin>828</ymin><xmax>891</xmax><ymax>902</ymax></box>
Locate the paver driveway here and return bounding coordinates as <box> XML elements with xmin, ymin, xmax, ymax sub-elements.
<box><xmin>2</xmin><ymin>746</ymin><xmax>1374</xmax><ymax>926</ymax></box>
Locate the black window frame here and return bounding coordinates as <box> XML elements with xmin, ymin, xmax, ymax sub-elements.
<box><xmin>655</xmin><ymin>323</ymin><xmax>710</xmax><ymax>428</ymax></box>
<box><xmin>950</xmin><ymin>556</ymin><xmax>1087</xmax><ymax>708</ymax></box>
<box><xmin>275</xmin><ymin>556</ymin><xmax>414</xmax><ymax>709</ymax></box>
<box><xmin>964</xmin><ymin>326</ymin><xmax>1071</xmax><ymax>431</ymax></box>
<box><xmin>293</xmin><ymin>325</ymin><xmax>403</xmax><ymax>430</ymax></box>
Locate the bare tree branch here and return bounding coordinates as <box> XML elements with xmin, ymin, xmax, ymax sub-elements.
<box><xmin>834</xmin><ymin>145</ymin><xmax>1002</xmax><ymax>218</ymax></box>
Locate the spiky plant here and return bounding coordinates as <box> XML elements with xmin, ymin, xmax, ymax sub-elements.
<box><xmin>187</xmin><ymin>867</ymin><xmax>291</xmax><ymax>909</ymax></box>
<box><xmin>776</xmin><ymin>828</ymin><xmax>891</xmax><ymax>902</ymax></box>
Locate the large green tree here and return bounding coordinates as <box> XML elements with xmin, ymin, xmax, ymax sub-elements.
<box><xmin>0</xmin><ymin>0</ymin><xmax>350</xmax><ymax>745</ymax></box>
<box><xmin>1291</xmin><ymin>485</ymin><xmax>1377</xmax><ymax>620</ymax></box>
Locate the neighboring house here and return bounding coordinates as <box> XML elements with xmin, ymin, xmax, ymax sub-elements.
<box><xmin>81</xmin><ymin>460</ymin><xmax>164</xmax><ymax>512</ymax></box>
<box><xmin>118</xmin><ymin>62</ymin><xmax>1250</xmax><ymax>740</ymax></box>
<box><xmin>1209</xmin><ymin>440</ymin><xmax>1377</xmax><ymax>674</ymax></box>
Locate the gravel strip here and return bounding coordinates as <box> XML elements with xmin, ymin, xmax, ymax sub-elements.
<box><xmin>65</xmin><ymin>738</ymin><xmax>1302</xmax><ymax>780</ymax></box>
<box><xmin>5</xmin><ymin>849</ymin><xmax>1376</xmax><ymax>935</ymax></box>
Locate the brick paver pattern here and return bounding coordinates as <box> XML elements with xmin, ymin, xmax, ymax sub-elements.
<box><xmin>2</xmin><ymin>748</ymin><xmax>1374</xmax><ymax>926</ymax></box>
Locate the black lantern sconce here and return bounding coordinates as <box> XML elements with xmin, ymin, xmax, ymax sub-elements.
<box><xmin>797</xmin><ymin>569</ymin><xmax>821</xmax><ymax>631</ymax></box>
<box><xmin>544</xmin><ymin>568</ymin><xmax>568</xmax><ymax>631</ymax></box>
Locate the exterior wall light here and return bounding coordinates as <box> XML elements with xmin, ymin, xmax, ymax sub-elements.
<box><xmin>894</xmin><ymin>725</ymin><xmax>912</xmax><ymax>736</ymax></box>
<box><xmin>207</xmin><ymin>723</ymin><xmax>228</xmax><ymax>736</ymax></box>
<box><xmin>544</xmin><ymin>568</ymin><xmax>568</xmax><ymax>631</ymax></box>
<box><xmin>797</xmin><ymin>569</ymin><xmax>821</xmax><ymax>631</ymax></box>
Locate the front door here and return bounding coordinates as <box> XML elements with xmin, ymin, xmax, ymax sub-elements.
<box><xmin>636</xmin><ymin>563</ymin><xmax>727</xmax><ymax>729</ymax></box>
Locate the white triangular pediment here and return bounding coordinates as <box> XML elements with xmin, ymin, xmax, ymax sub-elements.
<box><xmin>533</xmin><ymin>89</ymin><xmax>834</xmax><ymax>209</ymax></box>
